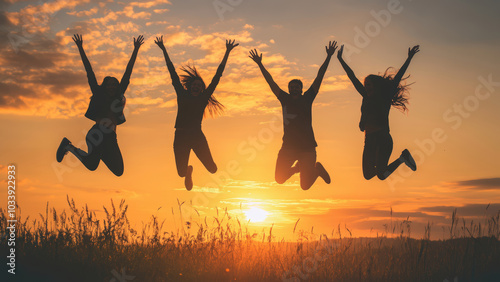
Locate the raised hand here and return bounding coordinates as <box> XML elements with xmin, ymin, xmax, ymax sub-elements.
<box><xmin>154</xmin><ymin>35</ymin><xmax>166</xmax><ymax>50</ymax></box>
<box><xmin>134</xmin><ymin>35</ymin><xmax>144</xmax><ymax>49</ymax></box>
<box><xmin>337</xmin><ymin>45</ymin><xmax>344</xmax><ymax>60</ymax></box>
<box><xmin>408</xmin><ymin>45</ymin><xmax>420</xmax><ymax>58</ymax></box>
<box><xmin>325</xmin><ymin>40</ymin><xmax>338</xmax><ymax>56</ymax></box>
<box><xmin>72</xmin><ymin>34</ymin><xmax>83</xmax><ymax>48</ymax></box>
<box><xmin>393</xmin><ymin>45</ymin><xmax>420</xmax><ymax>86</ymax></box>
<box><xmin>248</xmin><ymin>49</ymin><xmax>262</xmax><ymax>64</ymax></box>
<box><xmin>226</xmin><ymin>39</ymin><xmax>239</xmax><ymax>52</ymax></box>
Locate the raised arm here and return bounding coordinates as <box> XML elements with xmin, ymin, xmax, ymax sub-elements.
<box><xmin>205</xmin><ymin>39</ymin><xmax>239</xmax><ymax>96</ymax></box>
<box><xmin>73</xmin><ymin>34</ymin><xmax>98</xmax><ymax>93</ymax></box>
<box><xmin>249</xmin><ymin>49</ymin><xmax>284</xmax><ymax>99</ymax></box>
<box><xmin>308</xmin><ymin>41</ymin><xmax>338</xmax><ymax>98</ymax></box>
<box><xmin>154</xmin><ymin>35</ymin><xmax>184</xmax><ymax>94</ymax></box>
<box><xmin>120</xmin><ymin>35</ymin><xmax>144</xmax><ymax>93</ymax></box>
<box><xmin>337</xmin><ymin>45</ymin><xmax>366</xmax><ymax>97</ymax></box>
<box><xmin>393</xmin><ymin>45</ymin><xmax>420</xmax><ymax>87</ymax></box>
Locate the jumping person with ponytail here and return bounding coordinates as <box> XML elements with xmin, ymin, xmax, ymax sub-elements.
<box><xmin>56</xmin><ymin>34</ymin><xmax>144</xmax><ymax>176</ymax></box>
<box><xmin>155</xmin><ymin>36</ymin><xmax>238</xmax><ymax>190</ymax></box>
<box><xmin>337</xmin><ymin>45</ymin><xmax>420</xmax><ymax>180</ymax></box>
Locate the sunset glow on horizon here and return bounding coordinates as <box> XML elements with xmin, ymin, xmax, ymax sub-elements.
<box><xmin>244</xmin><ymin>207</ymin><xmax>269</xmax><ymax>223</ymax></box>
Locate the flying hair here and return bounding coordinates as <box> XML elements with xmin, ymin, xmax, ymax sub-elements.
<box><xmin>179</xmin><ymin>64</ymin><xmax>225</xmax><ymax>118</ymax></box>
<box><xmin>365</xmin><ymin>67</ymin><xmax>413</xmax><ymax>113</ymax></box>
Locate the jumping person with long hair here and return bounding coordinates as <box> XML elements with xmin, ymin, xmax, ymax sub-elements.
<box><xmin>249</xmin><ymin>41</ymin><xmax>337</xmax><ymax>190</ymax></box>
<box><xmin>56</xmin><ymin>34</ymin><xmax>144</xmax><ymax>176</ymax></box>
<box><xmin>154</xmin><ymin>36</ymin><xmax>238</xmax><ymax>190</ymax></box>
<box><xmin>337</xmin><ymin>45</ymin><xmax>420</xmax><ymax>180</ymax></box>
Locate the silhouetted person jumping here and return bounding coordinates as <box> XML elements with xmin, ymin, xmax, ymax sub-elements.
<box><xmin>249</xmin><ymin>41</ymin><xmax>337</xmax><ymax>190</ymax></box>
<box><xmin>155</xmin><ymin>36</ymin><xmax>238</xmax><ymax>190</ymax></box>
<box><xmin>337</xmin><ymin>45</ymin><xmax>420</xmax><ymax>180</ymax></box>
<box><xmin>56</xmin><ymin>34</ymin><xmax>144</xmax><ymax>176</ymax></box>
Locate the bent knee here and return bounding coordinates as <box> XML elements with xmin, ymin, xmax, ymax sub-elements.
<box><xmin>87</xmin><ymin>162</ymin><xmax>99</xmax><ymax>171</ymax></box>
<box><xmin>363</xmin><ymin>164</ymin><xmax>377</xmax><ymax>180</ymax></box>
<box><xmin>363</xmin><ymin>171</ymin><xmax>375</xmax><ymax>180</ymax></box>
<box><xmin>207</xmin><ymin>163</ymin><xmax>217</xmax><ymax>174</ymax></box>
<box><xmin>110</xmin><ymin>165</ymin><xmax>124</xmax><ymax>176</ymax></box>
<box><xmin>275</xmin><ymin>175</ymin><xmax>286</xmax><ymax>184</ymax></box>
<box><xmin>377</xmin><ymin>172</ymin><xmax>389</xmax><ymax>180</ymax></box>
<box><xmin>300</xmin><ymin>182</ymin><xmax>313</xmax><ymax>190</ymax></box>
<box><xmin>177</xmin><ymin>169</ymin><xmax>186</xmax><ymax>178</ymax></box>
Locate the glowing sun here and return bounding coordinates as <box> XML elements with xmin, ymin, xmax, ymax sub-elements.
<box><xmin>244</xmin><ymin>207</ymin><xmax>269</xmax><ymax>222</ymax></box>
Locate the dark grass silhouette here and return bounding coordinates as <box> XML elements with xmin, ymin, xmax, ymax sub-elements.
<box><xmin>1</xmin><ymin>197</ymin><xmax>499</xmax><ymax>281</ymax></box>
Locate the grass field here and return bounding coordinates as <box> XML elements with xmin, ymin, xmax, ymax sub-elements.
<box><xmin>1</xmin><ymin>197</ymin><xmax>500</xmax><ymax>281</ymax></box>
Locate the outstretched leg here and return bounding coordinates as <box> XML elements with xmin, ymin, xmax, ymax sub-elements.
<box><xmin>173</xmin><ymin>130</ymin><xmax>192</xmax><ymax>178</ymax></box>
<box><xmin>316</xmin><ymin>162</ymin><xmax>331</xmax><ymax>184</ymax></box>
<box><xmin>99</xmin><ymin>131</ymin><xmax>124</xmax><ymax>176</ymax></box>
<box><xmin>297</xmin><ymin>150</ymin><xmax>317</xmax><ymax>190</ymax></box>
<box><xmin>375</xmin><ymin>132</ymin><xmax>402</xmax><ymax>180</ymax></box>
<box><xmin>59</xmin><ymin>125</ymin><xmax>104</xmax><ymax>171</ymax></box>
<box><xmin>362</xmin><ymin>133</ymin><xmax>378</xmax><ymax>180</ymax></box>
<box><xmin>296</xmin><ymin>150</ymin><xmax>331</xmax><ymax>190</ymax></box>
<box><xmin>401</xmin><ymin>149</ymin><xmax>417</xmax><ymax>171</ymax></box>
<box><xmin>275</xmin><ymin>147</ymin><xmax>299</xmax><ymax>184</ymax></box>
<box><xmin>174</xmin><ymin>130</ymin><xmax>194</xmax><ymax>190</ymax></box>
<box><xmin>56</xmin><ymin>137</ymin><xmax>71</xmax><ymax>162</ymax></box>
<box><xmin>192</xmin><ymin>131</ymin><xmax>217</xmax><ymax>174</ymax></box>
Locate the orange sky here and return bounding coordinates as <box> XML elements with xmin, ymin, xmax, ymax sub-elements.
<box><xmin>1</xmin><ymin>0</ymin><xmax>500</xmax><ymax>240</ymax></box>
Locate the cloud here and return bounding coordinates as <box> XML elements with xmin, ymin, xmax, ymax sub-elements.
<box><xmin>223</xmin><ymin>180</ymin><xmax>277</xmax><ymax>190</ymax></box>
<box><xmin>446</xmin><ymin>178</ymin><xmax>500</xmax><ymax>191</ymax></box>
<box><xmin>318</xmin><ymin>75</ymin><xmax>351</xmax><ymax>92</ymax></box>
<box><xmin>32</xmin><ymin>69</ymin><xmax>86</xmax><ymax>87</ymax></box>
<box><xmin>130</xmin><ymin>0</ymin><xmax>171</xmax><ymax>9</ymax></box>
<box><xmin>454</xmin><ymin>178</ymin><xmax>500</xmax><ymax>190</ymax></box>
<box><xmin>418</xmin><ymin>203</ymin><xmax>500</xmax><ymax>217</ymax></box>
<box><xmin>126</xmin><ymin>96</ymin><xmax>164</xmax><ymax>106</ymax></box>
<box><xmin>66</xmin><ymin>7</ymin><xmax>98</xmax><ymax>17</ymax></box>
<box><xmin>146</xmin><ymin>20</ymin><xmax>169</xmax><ymax>26</ymax></box>
<box><xmin>163</xmin><ymin>31</ymin><xmax>193</xmax><ymax>47</ymax></box>
<box><xmin>88</xmin><ymin>10</ymin><xmax>118</xmax><ymax>25</ymax></box>
<box><xmin>0</xmin><ymin>10</ymin><xmax>14</xmax><ymax>47</ymax></box>
<box><xmin>153</xmin><ymin>9</ymin><xmax>169</xmax><ymax>14</ymax></box>
<box><xmin>0</xmin><ymin>4</ymin><xmax>350</xmax><ymax>119</ymax></box>
<box><xmin>1</xmin><ymin>47</ymin><xmax>66</xmax><ymax>69</ymax></box>
<box><xmin>6</xmin><ymin>0</ymin><xmax>92</xmax><ymax>33</ymax></box>
<box><xmin>174</xmin><ymin>187</ymin><xmax>222</xmax><ymax>193</ymax></box>
<box><xmin>0</xmin><ymin>82</ymin><xmax>33</xmax><ymax>107</ymax></box>
<box><xmin>118</xmin><ymin>6</ymin><xmax>151</xmax><ymax>20</ymax></box>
